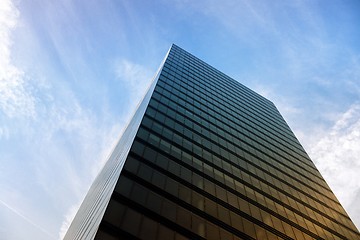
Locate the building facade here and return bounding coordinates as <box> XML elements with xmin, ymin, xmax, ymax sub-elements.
<box><xmin>65</xmin><ymin>44</ymin><xmax>360</xmax><ymax>240</ymax></box>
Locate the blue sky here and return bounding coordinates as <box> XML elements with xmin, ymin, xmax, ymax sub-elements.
<box><xmin>1</xmin><ymin>0</ymin><xmax>360</xmax><ymax>239</ymax></box>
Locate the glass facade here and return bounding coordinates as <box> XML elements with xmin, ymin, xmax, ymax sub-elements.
<box><xmin>68</xmin><ymin>44</ymin><xmax>360</xmax><ymax>240</ymax></box>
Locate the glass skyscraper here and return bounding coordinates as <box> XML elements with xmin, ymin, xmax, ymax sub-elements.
<box><xmin>65</xmin><ymin>44</ymin><xmax>360</xmax><ymax>240</ymax></box>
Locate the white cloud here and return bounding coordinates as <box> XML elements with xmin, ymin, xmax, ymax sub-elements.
<box><xmin>0</xmin><ymin>0</ymin><xmax>35</xmax><ymax>119</ymax></box>
<box><xmin>0</xmin><ymin>126</ymin><xmax>9</xmax><ymax>139</ymax></box>
<box><xmin>0</xmin><ymin>0</ymin><xmax>17</xmax><ymax>63</ymax></box>
<box><xmin>309</xmin><ymin>103</ymin><xmax>360</xmax><ymax>228</ymax></box>
<box><xmin>114</xmin><ymin>59</ymin><xmax>153</xmax><ymax>94</ymax></box>
<box><xmin>113</xmin><ymin>58</ymin><xmax>155</xmax><ymax>122</ymax></box>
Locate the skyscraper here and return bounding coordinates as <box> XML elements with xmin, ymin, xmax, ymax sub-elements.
<box><xmin>65</xmin><ymin>44</ymin><xmax>360</xmax><ymax>239</ymax></box>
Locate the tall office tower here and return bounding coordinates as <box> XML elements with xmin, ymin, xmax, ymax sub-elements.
<box><xmin>65</xmin><ymin>45</ymin><xmax>360</xmax><ymax>240</ymax></box>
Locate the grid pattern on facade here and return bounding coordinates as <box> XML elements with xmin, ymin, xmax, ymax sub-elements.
<box><xmin>94</xmin><ymin>45</ymin><xmax>360</xmax><ymax>240</ymax></box>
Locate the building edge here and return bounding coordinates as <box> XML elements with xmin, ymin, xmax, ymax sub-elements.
<box><xmin>63</xmin><ymin>46</ymin><xmax>172</xmax><ymax>240</ymax></box>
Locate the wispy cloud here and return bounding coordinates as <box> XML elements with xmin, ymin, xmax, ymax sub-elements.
<box><xmin>0</xmin><ymin>199</ymin><xmax>56</xmax><ymax>239</ymax></box>
<box><xmin>114</xmin><ymin>58</ymin><xmax>153</xmax><ymax>101</ymax></box>
<box><xmin>309</xmin><ymin>103</ymin><xmax>360</xmax><ymax>227</ymax></box>
<box><xmin>0</xmin><ymin>0</ymin><xmax>35</xmax><ymax>119</ymax></box>
<box><xmin>0</xmin><ymin>1</ymin><xmax>124</xmax><ymax>239</ymax></box>
<box><xmin>58</xmin><ymin>201</ymin><xmax>81</xmax><ymax>240</ymax></box>
<box><xmin>31</xmin><ymin>96</ymin><xmax>122</xmax><ymax>239</ymax></box>
<box><xmin>59</xmin><ymin>59</ymin><xmax>153</xmax><ymax>239</ymax></box>
<box><xmin>0</xmin><ymin>73</ymin><xmax>121</xmax><ymax>239</ymax></box>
